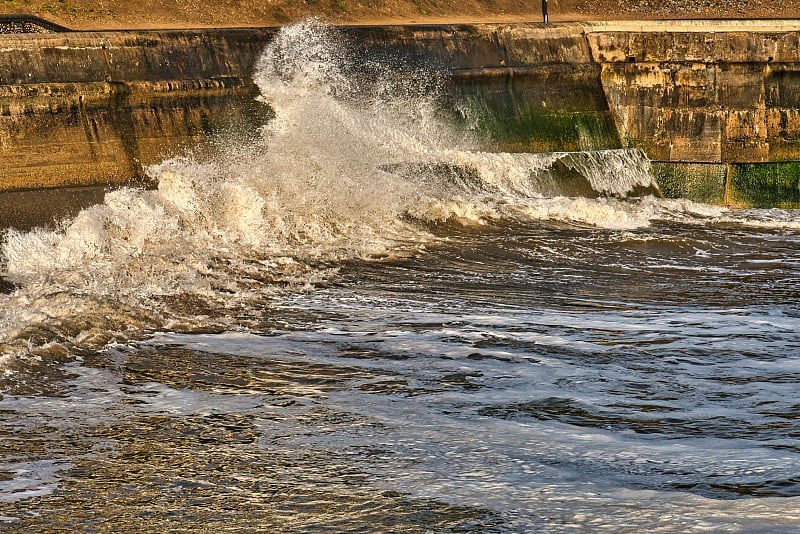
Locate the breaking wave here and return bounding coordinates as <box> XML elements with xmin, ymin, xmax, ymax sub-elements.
<box><xmin>2</xmin><ymin>20</ymin><xmax>800</xmax><ymax>387</ymax></box>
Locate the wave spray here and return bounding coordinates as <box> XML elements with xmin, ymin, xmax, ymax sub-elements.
<box><xmin>0</xmin><ymin>21</ymin><xmax>680</xmax><ymax>385</ymax></box>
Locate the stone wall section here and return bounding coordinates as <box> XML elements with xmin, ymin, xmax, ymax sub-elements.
<box><xmin>0</xmin><ymin>15</ymin><xmax>71</xmax><ymax>34</ymax></box>
<box><xmin>583</xmin><ymin>23</ymin><xmax>800</xmax><ymax>163</ymax></box>
<box><xmin>3</xmin><ymin>21</ymin><xmax>800</xmax><ymax>194</ymax></box>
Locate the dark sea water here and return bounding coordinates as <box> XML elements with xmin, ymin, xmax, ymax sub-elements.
<box><xmin>1</xmin><ymin>21</ymin><xmax>800</xmax><ymax>533</ymax></box>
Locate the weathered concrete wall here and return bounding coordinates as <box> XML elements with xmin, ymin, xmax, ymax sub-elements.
<box><xmin>1</xmin><ymin>24</ymin><xmax>620</xmax><ymax>190</ymax></box>
<box><xmin>1</xmin><ymin>85</ymin><xmax>271</xmax><ymax>189</ymax></box>
<box><xmin>3</xmin><ymin>21</ymin><xmax>800</xmax><ymax>207</ymax></box>
<box><xmin>412</xmin><ymin>24</ymin><xmax>621</xmax><ymax>152</ymax></box>
<box><xmin>0</xmin><ymin>29</ymin><xmax>272</xmax><ymax>85</ymax></box>
<box><xmin>0</xmin><ymin>29</ymin><xmax>275</xmax><ymax>189</ymax></box>
<box><xmin>583</xmin><ymin>20</ymin><xmax>800</xmax><ymax>165</ymax></box>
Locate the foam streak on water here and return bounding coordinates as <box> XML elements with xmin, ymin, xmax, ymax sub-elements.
<box><xmin>1</xmin><ymin>20</ymin><xmax>800</xmax><ymax>533</ymax></box>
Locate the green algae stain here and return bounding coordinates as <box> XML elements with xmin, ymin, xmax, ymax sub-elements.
<box><xmin>652</xmin><ymin>163</ymin><xmax>727</xmax><ymax>205</ymax></box>
<box><xmin>476</xmin><ymin>107</ymin><xmax>622</xmax><ymax>153</ymax></box>
<box><xmin>653</xmin><ymin>162</ymin><xmax>800</xmax><ymax>208</ymax></box>
<box><xmin>729</xmin><ymin>162</ymin><xmax>800</xmax><ymax>209</ymax></box>
<box><xmin>446</xmin><ymin>72</ymin><xmax>622</xmax><ymax>153</ymax></box>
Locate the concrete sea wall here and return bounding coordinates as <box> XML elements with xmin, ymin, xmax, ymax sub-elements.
<box><xmin>584</xmin><ymin>20</ymin><xmax>800</xmax><ymax>207</ymax></box>
<box><xmin>2</xmin><ymin>21</ymin><xmax>800</xmax><ymax>207</ymax></box>
<box><xmin>0</xmin><ymin>29</ymin><xmax>274</xmax><ymax>189</ymax></box>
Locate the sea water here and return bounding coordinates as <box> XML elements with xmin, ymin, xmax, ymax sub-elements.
<box><xmin>1</xmin><ymin>21</ymin><xmax>799</xmax><ymax>532</ymax></box>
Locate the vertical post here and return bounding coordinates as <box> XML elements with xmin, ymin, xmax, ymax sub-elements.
<box><xmin>542</xmin><ymin>0</ymin><xmax>549</xmax><ymax>23</ymax></box>
<box><xmin>724</xmin><ymin>162</ymin><xmax>733</xmax><ymax>207</ymax></box>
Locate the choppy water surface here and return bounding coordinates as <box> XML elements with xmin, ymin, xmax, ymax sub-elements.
<box><xmin>1</xmin><ymin>21</ymin><xmax>800</xmax><ymax>533</ymax></box>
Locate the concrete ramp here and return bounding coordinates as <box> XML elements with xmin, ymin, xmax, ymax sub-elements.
<box><xmin>0</xmin><ymin>15</ymin><xmax>71</xmax><ymax>34</ymax></box>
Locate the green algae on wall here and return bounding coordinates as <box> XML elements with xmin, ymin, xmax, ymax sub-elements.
<box><xmin>729</xmin><ymin>162</ymin><xmax>800</xmax><ymax>208</ymax></box>
<box><xmin>651</xmin><ymin>162</ymin><xmax>727</xmax><ymax>205</ymax></box>
<box><xmin>448</xmin><ymin>70</ymin><xmax>622</xmax><ymax>153</ymax></box>
<box><xmin>466</xmin><ymin>106</ymin><xmax>622</xmax><ymax>153</ymax></box>
<box><xmin>653</xmin><ymin>161</ymin><xmax>800</xmax><ymax>208</ymax></box>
